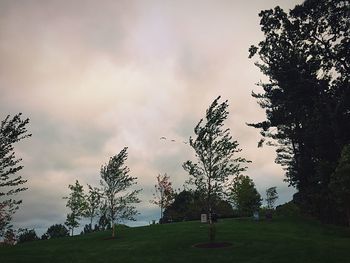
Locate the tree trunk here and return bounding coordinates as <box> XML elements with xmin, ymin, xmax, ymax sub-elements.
<box><xmin>208</xmin><ymin>221</ymin><xmax>216</xmax><ymax>242</ymax></box>
<box><xmin>112</xmin><ymin>222</ymin><xmax>115</xmax><ymax>237</ymax></box>
<box><xmin>346</xmin><ymin>208</ymin><xmax>350</xmax><ymax>227</ymax></box>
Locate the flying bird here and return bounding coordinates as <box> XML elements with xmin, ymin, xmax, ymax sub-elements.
<box><xmin>171</xmin><ymin>139</ymin><xmax>176</xmax><ymax>142</ymax></box>
<box><xmin>160</xmin><ymin>136</ymin><xmax>166</xmax><ymax>140</ymax></box>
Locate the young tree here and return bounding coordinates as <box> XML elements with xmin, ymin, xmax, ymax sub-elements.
<box><xmin>0</xmin><ymin>113</ymin><xmax>31</xmax><ymax>236</ymax></box>
<box><xmin>266</xmin><ymin>187</ymin><xmax>278</xmax><ymax>210</ymax></box>
<box><xmin>84</xmin><ymin>185</ymin><xmax>101</xmax><ymax>231</ymax></box>
<box><xmin>183</xmin><ymin>96</ymin><xmax>250</xmax><ymax>241</ymax></box>
<box><xmin>330</xmin><ymin>145</ymin><xmax>350</xmax><ymax>226</ymax></box>
<box><xmin>230</xmin><ymin>175</ymin><xmax>262</xmax><ymax>216</ymax></box>
<box><xmin>150</xmin><ymin>173</ymin><xmax>175</xmax><ymax>221</ymax></box>
<box><xmin>65</xmin><ymin>213</ymin><xmax>79</xmax><ymax>236</ymax></box>
<box><xmin>100</xmin><ymin>147</ymin><xmax>141</xmax><ymax>237</ymax></box>
<box><xmin>63</xmin><ymin>180</ymin><xmax>87</xmax><ymax>236</ymax></box>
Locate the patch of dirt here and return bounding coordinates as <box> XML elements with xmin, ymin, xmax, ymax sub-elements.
<box><xmin>193</xmin><ymin>242</ymin><xmax>232</xmax><ymax>249</ymax></box>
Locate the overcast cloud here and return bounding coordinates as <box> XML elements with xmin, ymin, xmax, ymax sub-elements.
<box><xmin>0</xmin><ymin>0</ymin><xmax>302</xmax><ymax>234</ymax></box>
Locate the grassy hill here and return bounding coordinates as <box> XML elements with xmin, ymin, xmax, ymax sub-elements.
<box><xmin>1</xmin><ymin>217</ymin><xmax>350</xmax><ymax>263</ymax></box>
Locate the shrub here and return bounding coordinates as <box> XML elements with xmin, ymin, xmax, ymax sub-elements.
<box><xmin>17</xmin><ymin>228</ymin><xmax>39</xmax><ymax>243</ymax></box>
<box><xmin>46</xmin><ymin>224</ymin><xmax>69</xmax><ymax>239</ymax></box>
<box><xmin>276</xmin><ymin>202</ymin><xmax>300</xmax><ymax>217</ymax></box>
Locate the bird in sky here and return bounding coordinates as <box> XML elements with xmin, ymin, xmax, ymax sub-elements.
<box><xmin>171</xmin><ymin>139</ymin><xmax>176</xmax><ymax>142</ymax></box>
<box><xmin>160</xmin><ymin>136</ymin><xmax>166</xmax><ymax>140</ymax></box>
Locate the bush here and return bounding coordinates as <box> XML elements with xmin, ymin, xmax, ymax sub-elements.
<box><xmin>3</xmin><ymin>229</ymin><xmax>16</xmax><ymax>245</ymax></box>
<box><xmin>276</xmin><ymin>202</ymin><xmax>300</xmax><ymax>217</ymax></box>
<box><xmin>46</xmin><ymin>224</ymin><xmax>69</xmax><ymax>239</ymax></box>
<box><xmin>17</xmin><ymin>228</ymin><xmax>39</xmax><ymax>243</ymax></box>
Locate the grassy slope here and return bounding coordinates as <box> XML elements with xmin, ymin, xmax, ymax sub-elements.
<box><xmin>1</xmin><ymin>217</ymin><xmax>350</xmax><ymax>263</ymax></box>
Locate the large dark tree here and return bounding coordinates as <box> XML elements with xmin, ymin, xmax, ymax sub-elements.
<box><xmin>249</xmin><ymin>0</ymin><xmax>350</xmax><ymax>224</ymax></box>
<box><xmin>0</xmin><ymin>113</ymin><xmax>31</xmax><ymax>236</ymax></box>
<box><xmin>329</xmin><ymin>144</ymin><xmax>350</xmax><ymax>226</ymax></box>
<box><xmin>183</xmin><ymin>96</ymin><xmax>250</xmax><ymax>240</ymax></box>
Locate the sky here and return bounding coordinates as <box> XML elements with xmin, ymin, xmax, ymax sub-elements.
<box><xmin>0</xmin><ymin>0</ymin><xmax>303</xmax><ymax>234</ymax></box>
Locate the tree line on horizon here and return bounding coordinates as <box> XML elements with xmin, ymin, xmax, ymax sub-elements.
<box><xmin>1</xmin><ymin>0</ymin><xmax>349</xmax><ymax>244</ymax></box>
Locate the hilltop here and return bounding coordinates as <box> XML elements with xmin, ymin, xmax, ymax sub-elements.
<box><xmin>1</xmin><ymin>217</ymin><xmax>350</xmax><ymax>263</ymax></box>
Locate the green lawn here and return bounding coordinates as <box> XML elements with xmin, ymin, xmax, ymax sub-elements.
<box><xmin>1</xmin><ymin>217</ymin><xmax>350</xmax><ymax>263</ymax></box>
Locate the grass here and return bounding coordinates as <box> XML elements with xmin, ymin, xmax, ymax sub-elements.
<box><xmin>1</xmin><ymin>217</ymin><xmax>350</xmax><ymax>263</ymax></box>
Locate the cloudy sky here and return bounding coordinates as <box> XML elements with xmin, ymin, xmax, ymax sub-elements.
<box><xmin>0</xmin><ymin>0</ymin><xmax>302</xmax><ymax>233</ymax></box>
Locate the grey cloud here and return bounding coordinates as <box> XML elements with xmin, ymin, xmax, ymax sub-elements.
<box><xmin>1</xmin><ymin>0</ymin><xmax>303</xmax><ymax>231</ymax></box>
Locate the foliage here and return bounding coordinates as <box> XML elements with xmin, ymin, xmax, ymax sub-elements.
<box><xmin>266</xmin><ymin>187</ymin><xmax>278</xmax><ymax>209</ymax></box>
<box><xmin>150</xmin><ymin>173</ymin><xmax>175</xmax><ymax>220</ymax></box>
<box><xmin>65</xmin><ymin>213</ymin><xmax>79</xmax><ymax>236</ymax></box>
<box><xmin>3</xmin><ymin>228</ymin><xmax>16</xmax><ymax>245</ymax></box>
<box><xmin>163</xmin><ymin>190</ymin><xmax>234</xmax><ymax>222</ymax></box>
<box><xmin>100</xmin><ymin>147</ymin><xmax>141</xmax><ymax>237</ymax></box>
<box><xmin>275</xmin><ymin>201</ymin><xmax>301</xmax><ymax>218</ymax></box>
<box><xmin>17</xmin><ymin>228</ymin><xmax>39</xmax><ymax>243</ymax></box>
<box><xmin>41</xmin><ymin>233</ymin><xmax>49</xmax><ymax>240</ymax></box>
<box><xmin>98</xmin><ymin>200</ymin><xmax>111</xmax><ymax>230</ymax></box>
<box><xmin>229</xmin><ymin>175</ymin><xmax>262</xmax><ymax>216</ymax></box>
<box><xmin>63</xmin><ymin>180</ymin><xmax>87</xmax><ymax>236</ymax></box>
<box><xmin>45</xmin><ymin>224</ymin><xmax>69</xmax><ymax>239</ymax></box>
<box><xmin>183</xmin><ymin>96</ymin><xmax>250</xmax><ymax>222</ymax></box>
<box><xmin>0</xmin><ymin>113</ymin><xmax>31</xmax><ymax>236</ymax></box>
<box><xmin>249</xmin><ymin>0</ymin><xmax>350</xmax><ymax>224</ymax></box>
<box><xmin>84</xmin><ymin>184</ymin><xmax>101</xmax><ymax>228</ymax></box>
<box><xmin>329</xmin><ymin>144</ymin><xmax>350</xmax><ymax>226</ymax></box>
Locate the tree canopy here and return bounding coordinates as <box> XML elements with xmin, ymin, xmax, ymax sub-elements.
<box><xmin>100</xmin><ymin>147</ymin><xmax>141</xmax><ymax>237</ymax></box>
<box><xmin>249</xmin><ymin>0</ymin><xmax>350</xmax><ymax>224</ymax></box>
<box><xmin>0</xmin><ymin>113</ymin><xmax>31</xmax><ymax>236</ymax></box>
<box><xmin>64</xmin><ymin>180</ymin><xmax>87</xmax><ymax>236</ymax></box>
<box><xmin>183</xmin><ymin>96</ymin><xmax>250</xmax><ymax>220</ymax></box>
<box><xmin>229</xmin><ymin>175</ymin><xmax>262</xmax><ymax>216</ymax></box>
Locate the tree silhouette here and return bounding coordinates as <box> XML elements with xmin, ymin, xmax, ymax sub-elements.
<box><xmin>184</xmin><ymin>96</ymin><xmax>250</xmax><ymax>241</ymax></box>
<box><xmin>249</xmin><ymin>0</ymin><xmax>350</xmax><ymax>224</ymax></box>
<box><xmin>100</xmin><ymin>147</ymin><xmax>141</xmax><ymax>237</ymax></box>
<box><xmin>0</xmin><ymin>113</ymin><xmax>31</xmax><ymax>236</ymax></box>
